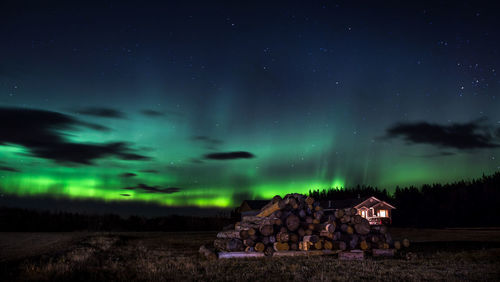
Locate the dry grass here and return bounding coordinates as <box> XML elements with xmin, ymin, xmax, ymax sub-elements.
<box><xmin>0</xmin><ymin>229</ymin><xmax>499</xmax><ymax>281</ymax></box>
<box><xmin>390</xmin><ymin>227</ymin><xmax>500</xmax><ymax>242</ymax></box>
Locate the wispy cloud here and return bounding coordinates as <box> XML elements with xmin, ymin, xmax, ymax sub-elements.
<box><xmin>140</xmin><ymin>109</ymin><xmax>165</xmax><ymax>117</ymax></box>
<box><xmin>119</xmin><ymin>172</ymin><xmax>137</xmax><ymax>178</ymax></box>
<box><xmin>122</xmin><ymin>184</ymin><xmax>181</xmax><ymax>194</ymax></box>
<box><xmin>0</xmin><ymin>166</ymin><xmax>21</xmax><ymax>172</ymax></box>
<box><xmin>385</xmin><ymin>119</ymin><xmax>499</xmax><ymax>150</ymax></box>
<box><xmin>74</xmin><ymin>107</ymin><xmax>127</xmax><ymax>119</ymax></box>
<box><xmin>204</xmin><ymin>151</ymin><xmax>255</xmax><ymax>160</ymax></box>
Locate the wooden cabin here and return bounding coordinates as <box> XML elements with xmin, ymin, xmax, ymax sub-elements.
<box><xmin>321</xmin><ymin>196</ymin><xmax>396</xmax><ymax>225</ymax></box>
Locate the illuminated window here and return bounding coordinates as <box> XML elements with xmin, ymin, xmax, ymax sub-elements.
<box><xmin>361</xmin><ymin>210</ymin><xmax>366</xmax><ymax>218</ymax></box>
<box><xmin>379</xmin><ymin>210</ymin><xmax>387</xmax><ymax>217</ymax></box>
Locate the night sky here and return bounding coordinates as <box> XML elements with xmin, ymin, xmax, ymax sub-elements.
<box><xmin>0</xmin><ymin>1</ymin><xmax>499</xmax><ymax>213</ymax></box>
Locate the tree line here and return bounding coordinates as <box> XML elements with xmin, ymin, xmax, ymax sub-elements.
<box><xmin>1</xmin><ymin>172</ymin><xmax>499</xmax><ymax>231</ymax></box>
<box><xmin>0</xmin><ymin>208</ymin><xmax>234</xmax><ymax>232</ymax></box>
<box><xmin>308</xmin><ymin>172</ymin><xmax>500</xmax><ymax>227</ymax></box>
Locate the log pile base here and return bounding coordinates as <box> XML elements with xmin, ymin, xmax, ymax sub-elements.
<box><xmin>218</xmin><ymin>252</ymin><xmax>266</xmax><ymax>259</ymax></box>
<box><xmin>216</xmin><ymin>249</ymin><xmax>397</xmax><ymax>259</ymax></box>
<box><xmin>272</xmin><ymin>250</ymin><xmax>342</xmax><ymax>257</ymax></box>
<box><xmin>372</xmin><ymin>248</ymin><xmax>395</xmax><ymax>257</ymax></box>
<box><xmin>339</xmin><ymin>250</ymin><xmax>365</xmax><ymax>260</ymax></box>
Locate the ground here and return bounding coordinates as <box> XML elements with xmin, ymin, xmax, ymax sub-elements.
<box><xmin>1</xmin><ymin>228</ymin><xmax>499</xmax><ymax>281</ymax></box>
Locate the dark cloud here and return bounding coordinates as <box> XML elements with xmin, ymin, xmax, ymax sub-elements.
<box><xmin>0</xmin><ymin>107</ymin><xmax>150</xmax><ymax>165</ymax></box>
<box><xmin>77</xmin><ymin>121</ymin><xmax>110</xmax><ymax>132</ymax></box>
<box><xmin>204</xmin><ymin>151</ymin><xmax>255</xmax><ymax>160</ymax></box>
<box><xmin>74</xmin><ymin>107</ymin><xmax>126</xmax><ymax>119</ymax></box>
<box><xmin>385</xmin><ymin>119</ymin><xmax>500</xmax><ymax>150</ymax></box>
<box><xmin>419</xmin><ymin>152</ymin><xmax>456</xmax><ymax>158</ymax></box>
<box><xmin>141</xmin><ymin>109</ymin><xmax>165</xmax><ymax>117</ymax></box>
<box><xmin>191</xmin><ymin>136</ymin><xmax>223</xmax><ymax>150</ymax></box>
<box><xmin>139</xmin><ymin>169</ymin><xmax>159</xmax><ymax>174</ymax></box>
<box><xmin>120</xmin><ymin>172</ymin><xmax>137</xmax><ymax>178</ymax></box>
<box><xmin>0</xmin><ymin>166</ymin><xmax>21</xmax><ymax>172</ymax></box>
<box><xmin>30</xmin><ymin>142</ymin><xmax>150</xmax><ymax>165</ymax></box>
<box><xmin>120</xmin><ymin>194</ymin><xmax>130</xmax><ymax>197</ymax></box>
<box><xmin>140</xmin><ymin>109</ymin><xmax>183</xmax><ymax>118</ymax></box>
<box><xmin>122</xmin><ymin>184</ymin><xmax>181</xmax><ymax>194</ymax></box>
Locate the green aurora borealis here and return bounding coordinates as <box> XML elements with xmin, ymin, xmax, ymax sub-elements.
<box><xmin>0</xmin><ymin>112</ymin><xmax>497</xmax><ymax>209</ymax></box>
<box><xmin>0</xmin><ymin>1</ymin><xmax>499</xmax><ymax>212</ymax></box>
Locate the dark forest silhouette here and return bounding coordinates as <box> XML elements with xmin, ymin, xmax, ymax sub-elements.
<box><xmin>1</xmin><ymin>172</ymin><xmax>499</xmax><ymax>231</ymax></box>
<box><xmin>0</xmin><ymin>208</ymin><xmax>233</xmax><ymax>232</ymax></box>
<box><xmin>309</xmin><ymin>171</ymin><xmax>500</xmax><ymax>228</ymax></box>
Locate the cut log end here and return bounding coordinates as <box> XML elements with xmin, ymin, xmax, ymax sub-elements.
<box><xmin>394</xmin><ymin>241</ymin><xmax>401</xmax><ymax>250</ymax></box>
<box><xmin>273</xmin><ymin>242</ymin><xmax>290</xmax><ymax>251</ymax></box>
<box><xmin>286</xmin><ymin>214</ymin><xmax>300</xmax><ymax>231</ymax></box>
<box><xmin>323</xmin><ymin>240</ymin><xmax>333</xmax><ymax>250</ymax></box>
<box><xmin>254</xmin><ymin>242</ymin><xmax>265</xmax><ymax>252</ymax></box>
<box><xmin>354</xmin><ymin>218</ymin><xmax>371</xmax><ymax>235</ymax></box>
<box><xmin>247</xmin><ymin>228</ymin><xmax>256</xmax><ymax>236</ymax></box>
<box><xmin>314</xmin><ymin>241</ymin><xmax>323</xmax><ymax>250</ymax></box>
<box><xmin>402</xmin><ymin>238</ymin><xmax>410</xmax><ymax>248</ymax></box>
<box><xmin>259</xmin><ymin>224</ymin><xmax>274</xmax><ymax>236</ymax></box>
<box><xmin>199</xmin><ymin>244</ymin><xmax>217</xmax><ymax>260</ymax></box>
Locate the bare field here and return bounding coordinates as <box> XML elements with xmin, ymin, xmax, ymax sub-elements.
<box><xmin>0</xmin><ymin>228</ymin><xmax>499</xmax><ymax>281</ymax></box>
<box><xmin>390</xmin><ymin>227</ymin><xmax>500</xmax><ymax>242</ymax></box>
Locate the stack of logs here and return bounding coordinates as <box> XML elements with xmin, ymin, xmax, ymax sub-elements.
<box><xmin>202</xmin><ymin>193</ymin><xmax>409</xmax><ymax>259</ymax></box>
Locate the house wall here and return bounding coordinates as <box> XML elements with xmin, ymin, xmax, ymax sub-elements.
<box><xmin>326</xmin><ymin>197</ymin><xmax>395</xmax><ymax>224</ymax></box>
<box><xmin>358</xmin><ymin>206</ymin><xmax>393</xmax><ymax>219</ymax></box>
<box><xmin>373</xmin><ymin>203</ymin><xmax>392</xmax><ymax>218</ymax></box>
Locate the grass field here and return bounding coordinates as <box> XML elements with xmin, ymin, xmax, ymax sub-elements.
<box><xmin>1</xmin><ymin>228</ymin><xmax>499</xmax><ymax>281</ymax></box>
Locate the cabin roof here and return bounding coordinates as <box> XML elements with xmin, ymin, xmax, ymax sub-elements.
<box><xmin>355</xmin><ymin>197</ymin><xmax>382</xmax><ymax>208</ymax></box>
<box><xmin>370</xmin><ymin>200</ymin><xmax>396</xmax><ymax>209</ymax></box>
<box><xmin>242</xmin><ymin>200</ymin><xmax>269</xmax><ymax>210</ymax></box>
